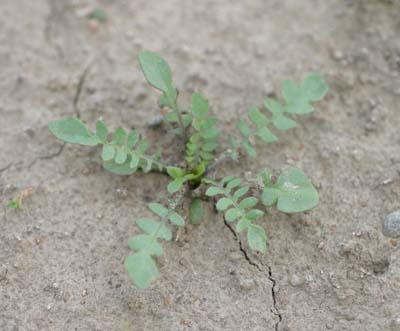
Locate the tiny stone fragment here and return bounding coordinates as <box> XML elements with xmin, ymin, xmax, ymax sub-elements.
<box><xmin>382</xmin><ymin>210</ymin><xmax>400</xmax><ymax>238</ymax></box>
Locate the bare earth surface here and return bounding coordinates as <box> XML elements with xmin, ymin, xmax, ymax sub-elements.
<box><xmin>1</xmin><ymin>0</ymin><xmax>400</xmax><ymax>330</ymax></box>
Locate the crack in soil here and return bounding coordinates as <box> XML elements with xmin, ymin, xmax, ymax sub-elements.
<box><xmin>223</xmin><ymin>218</ymin><xmax>283</xmax><ymax>331</ymax></box>
<box><xmin>27</xmin><ymin>143</ymin><xmax>65</xmax><ymax>169</ymax></box>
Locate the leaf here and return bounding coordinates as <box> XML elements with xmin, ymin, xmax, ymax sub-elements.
<box><xmin>247</xmin><ymin>224</ymin><xmax>267</xmax><ymax>253</ymax></box>
<box><xmin>216</xmin><ymin>198</ymin><xmax>233</xmax><ymax>211</ymax></box>
<box><xmin>136</xmin><ymin>218</ymin><xmax>172</xmax><ymax>240</ymax></box>
<box><xmin>238</xmin><ymin>119</ymin><xmax>252</xmax><ymax>137</ymax></box>
<box><xmin>138</xmin><ymin>51</ymin><xmax>174</xmax><ymax>93</ymax></box>
<box><xmin>205</xmin><ymin>186</ymin><xmax>224</xmax><ymax>197</ymax></box>
<box><xmin>128</xmin><ymin>235</ymin><xmax>163</xmax><ymax>256</ymax></box>
<box><xmin>282</xmin><ymin>80</ymin><xmax>314</xmax><ymax>114</ymax></box>
<box><xmin>256</xmin><ymin>127</ymin><xmax>278</xmax><ymax>143</ymax></box>
<box><xmin>88</xmin><ymin>8</ymin><xmax>108</xmax><ymax>23</ymax></box>
<box><xmin>243</xmin><ymin>141</ymin><xmax>256</xmax><ymax>157</ymax></box>
<box><xmin>125</xmin><ymin>252</ymin><xmax>159</xmax><ymax>289</ymax></box>
<box><xmin>226</xmin><ymin>178</ymin><xmax>242</xmax><ymax>190</ymax></box>
<box><xmin>262</xmin><ymin>167</ymin><xmax>319</xmax><ymax>213</ymax></box>
<box><xmin>103</xmin><ymin>156</ymin><xmax>137</xmax><ymax>175</ymax></box>
<box><xmin>130</xmin><ymin>152</ymin><xmax>140</xmax><ymax>169</ymax></box>
<box><xmin>167</xmin><ymin>178</ymin><xmax>184</xmax><ymax>193</ymax></box>
<box><xmin>245</xmin><ymin>209</ymin><xmax>264</xmax><ymax>220</ymax></box>
<box><xmin>7</xmin><ymin>200</ymin><xmax>20</xmax><ymax>209</ymax></box>
<box><xmin>191</xmin><ymin>92</ymin><xmax>209</xmax><ymax>118</ymax></box>
<box><xmin>167</xmin><ymin>166</ymin><xmax>186</xmax><ymax>179</ymax></box>
<box><xmin>236</xmin><ymin>218</ymin><xmax>252</xmax><ymax>233</ymax></box>
<box><xmin>261</xmin><ymin>188</ymin><xmax>280</xmax><ymax>206</ymax></box>
<box><xmin>149</xmin><ymin>202</ymin><xmax>168</xmax><ymax>218</ymax></box>
<box><xmin>225</xmin><ymin>208</ymin><xmax>242</xmax><ymax>222</ymax></box>
<box><xmin>48</xmin><ymin>118</ymin><xmax>99</xmax><ymax>146</ymax></box>
<box><xmin>127</xmin><ymin>131</ymin><xmax>139</xmax><ymax>148</ymax></box>
<box><xmin>189</xmin><ymin>198</ymin><xmax>204</xmax><ymax>224</ymax></box>
<box><xmin>96</xmin><ymin>120</ymin><xmax>108</xmax><ymax>141</ymax></box>
<box><xmin>115</xmin><ymin>146</ymin><xmax>128</xmax><ymax>164</ymax></box>
<box><xmin>168</xmin><ymin>211</ymin><xmax>185</xmax><ymax>226</ymax></box>
<box><xmin>302</xmin><ymin>74</ymin><xmax>328</xmax><ymax>101</ymax></box>
<box><xmin>272</xmin><ymin>114</ymin><xmax>297</xmax><ymax>131</ymax></box>
<box><xmin>233</xmin><ymin>186</ymin><xmax>250</xmax><ymax>200</ymax></box>
<box><xmin>239</xmin><ymin>197</ymin><xmax>258</xmax><ymax>210</ymax></box>
<box><xmin>101</xmin><ymin>145</ymin><xmax>115</xmax><ymax>161</ymax></box>
<box><xmin>113</xmin><ymin>128</ymin><xmax>127</xmax><ymax>145</ymax></box>
<box><xmin>248</xmin><ymin>107</ymin><xmax>268</xmax><ymax>128</ymax></box>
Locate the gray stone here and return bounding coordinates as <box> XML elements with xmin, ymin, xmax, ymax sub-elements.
<box><xmin>383</xmin><ymin>210</ymin><xmax>400</xmax><ymax>238</ymax></box>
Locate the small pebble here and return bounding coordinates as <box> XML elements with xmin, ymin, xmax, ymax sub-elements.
<box><xmin>382</xmin><ymin>210</ymin><xmax>400</xmax><ymax>238</ymax></box>
<box><xmin>290</xmin><ymin>274</ymin><xmax>304</xmax><ymax>287</ymax></box>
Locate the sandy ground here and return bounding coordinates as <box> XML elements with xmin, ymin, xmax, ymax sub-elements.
<box><xmin>1</xmin><ymin>0</ymin><xmax>400</xmax><ymax>330</ymax></box>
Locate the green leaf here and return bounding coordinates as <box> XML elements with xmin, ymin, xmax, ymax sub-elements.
<box><xmin>125</xmin><ymin>252</ymin><xmax>159</xmax><ymax>289</ymax></box>
<box><xmin>205</xmin><ymin>186</ymin><xmax>225</xmax><ymax>197</ymax></box>
<box><xmin>245</xmin><ymin>209</ymin><xmax>264</xmax><ymax>220</ymax></box>
<box><xmin>101</xmin><ymin>145</ymin><xmax>115</xmax><ymax>161</ymax></box>
<box><xmin>225</xmin><ymin>208</ymin><xmax>242</xmax><ymax>222</ymax></box>
<box><xmin>113</xmin><ymin>128</ymin><xmax>127</xmax><ymax>145</ymax></box>
<box><xmin>256</xmin><ymin>127</ymin><xmax>278</xmax><ymax>143</ymax></box>
<box><xmin>7</xmin><ymin>199</ymin><xmax>20</xmax><ymax>209</ymax></box>
<box><xmin>136</xmin><ymin>218</ymin><xmax>172</xmax><ymax>240</ymax></box>
<box><xmin>216</xmin><ymin>198</ymin><xmax>233</xmax><ymax>211</ymax></box>
<box><xmin>167</xmin><ymin>166</ymin><xmax>186</xmax><ymax>179</ymax></box>
<box><xmin>226</xmin><ymin>178</ymin><xmax>242</xmax><ymax>190</ymax></box>
<box><xmin>282</xmin><ymin>80</ymin><xmax>314</xmax><ymax>114</ymax></box>
<box><xmin>96</xmin><ymin>120</ymin><xmax>108</xmax><ymax>141</ymax></box>
<box><xmin>48</xmin><ymin>118</ymin><xmax>99</xmax><ymax>146</ymax></box>
<box><xmin>168</xmin><ymin>211</ymin><xmax>185</xmax><ymax>226</ymax></box>
<box><xmin>189</xmin><ymin>198</ymin><xmax>204</xmax><ymax>224</ymax></box>
<box><xmin>272</xmin><ymin>114</ymin><xmax>297</xmax><ymax>131</ymax></box>
<box><xmin>149</xmin><ymin>202</ymin><xmax>168</xmax><ymax>218</ymax></box>
<box><xmin>262</xmin><ymin>167</ymin><xmax>319</xmax><ymax>213</ymax></box>
<box><xmin>130</xmin><ymin>152</ymin><xmax>140</xmax><ymax>169</ymax></box>
<box><xmin>191</xmin><ymin>92</ymin><xmax>209</xmax><ymax>118</ymax></box>
<box><xmin>138</xmin><ymin>51</ymin><xmax>174</xmax><ymax>93</ymax></box>
<box><xmin>103</xmin><ymin>156</ymin><xmax>137</xmax><ymax>175</ymax></box>
<box><xmin>236</xmin><ymin>218</ymin><xmax>252</xmax><ymax>233</ymax></box>
<box><xmin>127</xmin><ymin>131</ymin><xmax>139</xmax><ymax>149</ymax></box>
<box><xmin>238</xmin><ymin>119</ymin><xmax>252</xmax><ymax>137</ymax></box>
<box><xmin>137</xmin><ymin>139</ymin><xmax>149</xmax><ymax>154</ymax></box>
<box><xmin>233</xmin><ymin>186</ymin><xmax>250</xmax><ymax>200</ymax></box>
<box><xmin>302</xmin><ymin>74</ymin><xmax>328</xmax><ymax>101</ymax></box>
<box><xmin>88</xmin><ymin>8</ymin><xmax>108</xmax><ymax>23</ymax></box>
<box><xmin>239</xmin><ymin>197</ymin><xmax>258</xmax><ymax>210</ymax></box>
<box><xmin>261</xmin><ymin>188</ymin><xmax>280</xmax><ymax>206</ymax></box>
<box><xmin>247</xmin><ymin>224</ymin><xmax>267</xmax><ymax>253</ymax></box>
<box><xmin>128</xmin><ymin>235</ymin><xmax>163</xmax><ymax>256</ymax></box>
<box><xmin>248</xmin><ymin>107</ymin><xmax>268</xmax><ymax>128</ymax></box>
<box><xmin>115</xmin><ymin>146</ymin><xmax>128</xmax><ymax>164</ymax></box>
<box><xmin>167</xmin><ymin>178</ymin><xmax>184</xmax><ymax>193</ymax></box>
<box><xmin>243</xmin><ymin>141</ymin><xmax>256</xmax><ymax>157</ymax></box>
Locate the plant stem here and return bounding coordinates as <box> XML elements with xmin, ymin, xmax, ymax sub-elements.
<box><xmin>171</xmin><ymin>101</ymin><xmax>188</xmax><ymax>146</ymax></box>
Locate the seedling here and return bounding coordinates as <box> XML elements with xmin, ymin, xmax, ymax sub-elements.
<box><xmin>7</xmin><ymin>187</ymin><xmax>34</xmax><ymax>210</ymax></box>
<box><xmin>48</xmin><ymin>51</ymin><xmax>328</xmax><ymax>288</ymax></box>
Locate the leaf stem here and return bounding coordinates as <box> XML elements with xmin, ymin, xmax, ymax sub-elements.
<box><xmin>171</xmin><ymin>101</ymin><xmax>188</xmax><ymax>146</ymax></box>
<box><xmin>151</xmin><ymin>188</ymin><xmax>187</xmax><ymax>240</ymax></box>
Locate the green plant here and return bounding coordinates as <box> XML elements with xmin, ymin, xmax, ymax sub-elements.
<box><xmin>48</xmin><ymin>51</ymin><xmax>328</xmax><ymax>288</ymax></box>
